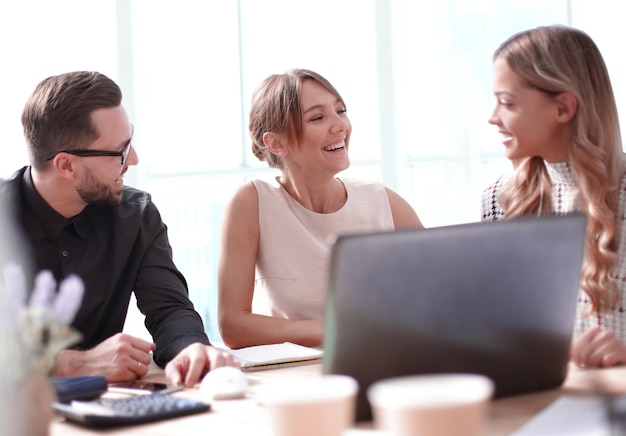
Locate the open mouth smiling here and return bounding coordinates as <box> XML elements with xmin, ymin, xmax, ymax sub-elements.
<box><xmin>323</xmin><ymin>141</ymin><xmax>345</xmax><ymax>152</ymax></box>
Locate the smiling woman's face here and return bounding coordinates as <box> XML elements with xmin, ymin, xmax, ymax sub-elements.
<box><xmin>284</xmin><ymin>80</ymin><xmax>352</xmax><ymax>176</ymax></box>
<box><xmin>488</xmin><ymin>57</ymin><xmax>570</xmax><ymax>163</ymax></box>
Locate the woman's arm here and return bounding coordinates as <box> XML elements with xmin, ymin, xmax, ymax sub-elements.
<box><xmin>385</xmin><ymin>187</ymin><xmax>423</xmax><ymax>229</ymax></box>
<box><xmin>217</xmin><ymin>182</ymin><xmax>323</xmax><ymax>349</ymax></box>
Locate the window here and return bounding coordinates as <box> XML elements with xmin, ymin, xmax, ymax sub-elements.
<box><xmin>0</xmin><ymin>0</ymin><xmax>119</xmax><ymax>177</ymax></box>
<box><xmin>3</xmin><ymin>0</ymin><xmax>623</xmax><ymax>343</ymax></box>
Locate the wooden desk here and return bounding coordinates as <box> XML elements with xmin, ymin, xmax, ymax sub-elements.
<box><xmin>51</xmin><ymin>363</ymin><xmax>626</xmax><ymax>435</ymax></box>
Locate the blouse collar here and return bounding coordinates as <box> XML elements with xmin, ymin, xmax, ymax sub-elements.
<box><xmin>544</xmin><ymin>161</ymin><xmax>574</xmax><ymax>185</ymax></box>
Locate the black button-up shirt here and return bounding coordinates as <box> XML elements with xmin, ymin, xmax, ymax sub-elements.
<box><xmin>1</xmin><ymin>167</ymin><xmax>210</xmax><ymax>367</ymax></box>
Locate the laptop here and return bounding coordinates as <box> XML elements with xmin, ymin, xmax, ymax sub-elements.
<box><xmin>322</xmin><ymin>213</ymin><xmax>586</xmax><ymax>421</ymax></box>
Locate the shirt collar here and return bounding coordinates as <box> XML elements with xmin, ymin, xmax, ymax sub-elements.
<box><xmin>22</xmin><ymin>167</ymin><xmax>85</xmax><ymax>240</ymax></box>
<box><xmin>544</xmin><ymin>161</ymin><xmax>574</xmax><ymax>185</ymax></box>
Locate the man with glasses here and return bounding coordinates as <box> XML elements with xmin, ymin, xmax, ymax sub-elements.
<box><xmin>0</xmin><ymin>71</ymin><xmax>235</xmax><ymax>386</ymax></box>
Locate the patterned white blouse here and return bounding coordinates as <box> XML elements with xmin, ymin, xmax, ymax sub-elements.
<box><xmin>481</xmin><ymin>161</ymin><xmax>626</xmax><ymax>341</ymax></box>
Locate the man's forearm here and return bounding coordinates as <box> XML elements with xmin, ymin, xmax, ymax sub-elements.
<box><xmin>51</xmin><ymin>349</ymin><xmax>83</xmax><ymax>377</ymax></box>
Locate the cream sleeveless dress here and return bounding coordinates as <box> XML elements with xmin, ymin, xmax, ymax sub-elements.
<box><xmin>252</xmin><ymin>176</ymin><xmax>395</xmax><ymax>320</ymax></box>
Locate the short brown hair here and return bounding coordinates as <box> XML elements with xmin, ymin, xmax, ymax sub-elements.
<box><xmin>22</xmin><ymin>71</ymin><xmax>122</xmax><ymax>170</ymax></box>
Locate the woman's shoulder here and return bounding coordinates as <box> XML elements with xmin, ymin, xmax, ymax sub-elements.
<box><xmin>225</xmin><ymin>180</ymin><xmax>260</xmax><ymax>212</ymax></box>
<box><xmin>251</xmin><ymin>176</ymin><xmax>282</xmax><ymax>191</ymax></box>
<box><xmin>481</xmin><ymin>174</ymin><xmax>510</xmax><ymax>221</ymax></box>
<box><xmin>483</xmin><ymin>173</ymin><xmax>511</xmax><ymax>195</ymax></box>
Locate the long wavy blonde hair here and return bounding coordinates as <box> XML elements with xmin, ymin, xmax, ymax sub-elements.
<box><xmin>495</xmin><ymin>25</ymin><xmax>623</xmax><ymax>313</ymax></box>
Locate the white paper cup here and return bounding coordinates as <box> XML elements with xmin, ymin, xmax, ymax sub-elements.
<box><xmin>367</xmin><ymin>373</ymin><xmax>494</xmax><ymax>436</ymax></box>
<box><xmin>260</xmin><ymin>374</ymin><xmax>358</xmax><ymax>436</ymax></box>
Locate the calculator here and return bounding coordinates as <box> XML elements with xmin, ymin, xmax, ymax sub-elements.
<box><xmin>53</xmin><ymin>392</ymin><xmax>211</xmax><ymax>427</ymax></box>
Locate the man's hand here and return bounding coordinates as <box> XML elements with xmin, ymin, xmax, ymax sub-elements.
<box><xmin>164</xmin><ymin>343</ymin><xmax>238</xmax><ymax>387</ymax></box>
<box><xmin>571</xmin><ymin>327</ymin><xmax>626</xmax><ymax>368</ymax></box>
<box><xmin>51</xmin><ymin>333</ymin><xmax>156</xmax><ymax>382</ymax></box>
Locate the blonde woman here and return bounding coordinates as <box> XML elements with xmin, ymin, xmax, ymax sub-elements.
<box><xmin>482</xmin><ymin>25</ymin><xmax>626</xmax><ymax>368</ymax></box>
<box><xmin>218</xmin><ymin>69</ymin><xmax>422</xmax><ymax>349</ymax></box>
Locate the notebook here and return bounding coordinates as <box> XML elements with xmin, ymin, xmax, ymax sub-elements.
<box><xmin>225</xmin><ymin>342</ymin><xmax>324</xmax><ymax>371</ymax></box>
<box><xmin>322</xmin><ymin>213</ymin><xmax>587</xmax><ymax>421</ymax></box>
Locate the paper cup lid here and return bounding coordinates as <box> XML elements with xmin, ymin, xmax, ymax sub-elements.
<box><xmin>259</xmin><ymin>374</ymin><xmax>358</xmax><ymax>406</ymax></box>
<box><xmin>367</xmin><ymin>373</ymin><xmax>494</xmax><ymax>409</ymax></box>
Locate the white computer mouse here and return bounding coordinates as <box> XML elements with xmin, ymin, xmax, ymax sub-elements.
<box><xmin>200</xmin><ymin>366</ymin><xmax>248</xmax><ymax>400</ymax></box>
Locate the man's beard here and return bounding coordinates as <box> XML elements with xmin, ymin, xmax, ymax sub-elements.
<box><xmin>76</xmin><ymin>168</ymin><xmax>123</xmax><ymax>207</ymax></box>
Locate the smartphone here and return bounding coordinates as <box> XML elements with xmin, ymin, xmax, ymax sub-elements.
<box><xmin>144</xmin><ymin>382</ymin><xmax>169</xmax><ymax>392</ymax></box>
<box><xmin>108</xmin><ymin>381</ymin><xmax>182</xmax><ymax>395</ymax></box>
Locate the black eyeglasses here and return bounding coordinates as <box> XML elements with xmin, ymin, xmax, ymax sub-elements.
<box><xmin>47</xmin><ymin>141</ymin><xmax>132</xmax><ymax>166</ymax></box>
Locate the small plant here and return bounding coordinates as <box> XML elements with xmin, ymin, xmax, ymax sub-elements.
<box><xmin>0</xmin><ymin>263</ymin><xmax>84</xmax><ymax>391</ymax></box>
